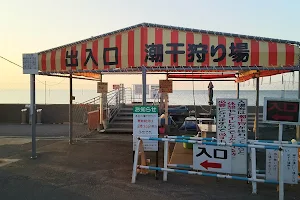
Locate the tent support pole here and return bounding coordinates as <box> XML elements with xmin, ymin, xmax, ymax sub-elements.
<box><xmin>237</xmin><ymin>74</ymin><xmax>240</xmax><ymax>99</ymax></box>
<box><xmin>69</xmin><ymin>72</ymin><xmax>73</xmax><ymax>144</ymax></box>
<box><xmin>30</xmin><ymin>74</ymin><xmax>37</xmax><ymax>159</ymax></box>
<box><xmin>142</xmin><ymin>67</ymin><xmax>147</xmax><ymax>105</ymax></box>
<box><xmin>297</xmin><ymin>72</ymin><xmax>300</xmax><ymax>140</ymax></box>
<box><xmin>255</xmin><ymin>76</ymin><xmax>259</xmax><ymax>139</ymax></box>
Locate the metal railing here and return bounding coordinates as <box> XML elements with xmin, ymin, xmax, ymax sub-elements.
<box><xmin>73</xmin><ymin>86</ymin><xmax>136</xmax><ymax>129</ymax></box>
<box><xmin>105</xmin><ymin>87</ymin><xmax>133</xmax><ymax>124</ymax></box>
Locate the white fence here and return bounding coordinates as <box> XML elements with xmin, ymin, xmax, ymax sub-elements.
<box><xmin>132</xmin><ymin>136</ymin><xmax>300</xmax><ymax>200</ymax></box>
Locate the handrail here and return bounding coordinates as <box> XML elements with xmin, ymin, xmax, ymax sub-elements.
<box><xmin>74</xmin><ymin>86</ymin><xmax>134</xmax><ymax>128</ymax></box>
<box><xmin>105</xmin><ymin>87</ymin><xmax>133</xmax><ymax>124</ymax></box>
<box><xmin>78</xmin><ymin>89</ymin><xmax>118</xmax><ymax>105</ymax></box>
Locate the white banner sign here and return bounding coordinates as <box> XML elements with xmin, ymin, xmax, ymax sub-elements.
<box><xmin>266</xmin><ymin>148</ymin><xmax>298</xmax><ymax>184</ymax></box>
<box><xmin>193</xmin><ymin>144</ymin><xmax>232</xmax><ymax>173</ymax></box>
<box><xmin>133</xmin><ymin>84</ymin><xmax>149</xmax><ymax>95</ymax></box>
<box><xmin>216</xmin><ymin>98</ymin><xmax>248</xmax><ymax>175</ymax></box>
<box><xmin>133</xmin><ymin>106</ymin><xmax>158</xmax><ymax>151</ymax></box>
<box><xmin>150</xmin><ymin>85</ymin><xmax>160</xmax><ymax>99</ymax></box>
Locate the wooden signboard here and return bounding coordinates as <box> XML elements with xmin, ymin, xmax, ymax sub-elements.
<box><xmin>97</xmin><ymin>82</ymin><xmax>108</xmax><ymax>93</ymax></box>
<box><xmin>159</xmin><ymin>80</ymin><xmax>172</xmax><ymax>93</ymax></box>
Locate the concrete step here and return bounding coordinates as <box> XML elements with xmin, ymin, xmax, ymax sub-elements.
<box><xmin>120</xmin><ymin>108</ymin><xmax>133</xmax><ymax>112</ymax></box>
<box><xmin>114</xmin><ymin>116</ymin><xmax>133</xmax><ymax>120</ymax></box>
<box><xmin>117</xmin><ymin>112</ymin><xmax>133</xmax><ymax>116</ymax></box>
<box><xmin>113</xmin><ymin>116</ymin><xmax>133</xmax><ymax>122</ymax></box>
<box><xmin>109</xmin><ymin>122</ymin><xmax>132</xmax><ymax>128</ymax></box>
<box><xmin>104</xmin><ymin>127</ymin><xmax>133</xmax><ymax>133</ymax></box>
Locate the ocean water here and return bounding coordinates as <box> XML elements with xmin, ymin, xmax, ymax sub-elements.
<box><xmin>169</xmin><ymin>90</ymin><xmax>298</xmax><ymax>106</ymax></box>
<box><xmin>0</xmin><ymin>89</ymin><xmax>298</xmax><ymax>106</ymax></box>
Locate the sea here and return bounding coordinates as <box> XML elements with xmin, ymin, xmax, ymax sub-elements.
<box><xmin>0</xmin><ymin>89</ymin><xmax>298</xmax><ymax>106</ymax></box>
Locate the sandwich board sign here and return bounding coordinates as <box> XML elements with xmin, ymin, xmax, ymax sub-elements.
<box><xmin>215</xmin><ymin>98</ymin><xmax>248</xmax><ymax>175</ymax></box>
<box><xmin>133</xmin><ymin>105</ymin><xmax>158</xmax><ymax>151</ymax></box>
<box><xmin>263</xmin><ymin>98</ymin><xmax>300</xmax><ymax>125</ymax></box>
<box><xmin>193</xmin><ymin>144</ymin><xmax>232</xmax><ymax>173</ymax></box>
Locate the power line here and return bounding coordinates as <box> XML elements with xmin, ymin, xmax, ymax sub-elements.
<box><xmin>0</xmin><ymin>56</ymin><xmax>23</xmax><ymax>68</ymax></box>
<box><xmin>0</xmin><ymin>55</ymin><xmax>66</xmax><ymax>87</ymax></box>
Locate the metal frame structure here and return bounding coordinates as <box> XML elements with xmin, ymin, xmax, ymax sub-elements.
<box><xmin>27</xmin><ymin>22</ymin><xmax>300</xmax><ymax>162</ymax></box>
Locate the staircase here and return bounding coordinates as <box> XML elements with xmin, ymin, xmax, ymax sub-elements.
<box><xmin>104</xmin><ymin>104</ymin><xmax>134</xmax><ymax>133</ymax></box>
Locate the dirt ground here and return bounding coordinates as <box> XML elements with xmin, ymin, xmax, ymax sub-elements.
<box><xmin>0</xmin><ymin>133</ymin><xmax>299</xmax><ymax>200</ymax></box>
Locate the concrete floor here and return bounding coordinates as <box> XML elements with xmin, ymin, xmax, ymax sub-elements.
<box><xmin>0</xmin><ymin>133</ymin><xmax>299</xmax><ymax>200</ymax></box>
<box><xmin>0</xmin><ymin>124</ymin><xmax>89</xmax><ymax>138</ymax></box>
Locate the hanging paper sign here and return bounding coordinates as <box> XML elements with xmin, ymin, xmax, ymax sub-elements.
<box><xmin>265</xmin><ymin>148</ymin><xmax>298</xmax><ymax>184</ymax></box>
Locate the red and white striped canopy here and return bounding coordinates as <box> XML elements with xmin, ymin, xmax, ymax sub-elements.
<box><xmin>37</xmin><ymin>23</ymin><xmax>300</xmax><ymax>82</ymax></box>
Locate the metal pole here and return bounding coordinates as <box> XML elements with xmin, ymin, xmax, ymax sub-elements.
<box><xmin>163</xmin><ymin>140</ymin><xmax>169</xmax><ymax>181</ymax></box>
<box><xmin>255</xmin><ymin>76</ymin><xmax>259</xmax><ymax>139</ymax></box>
<box><xmin>297</xmin><ymin>72</ymin><xmax>300</xmax><ymax>140</ymax></box>
<box><xmin>99</xmin><ymin>74</ymin><xmax>103</xmax><ymax>130</ymax></box>
<box><xmin>142</xmin><ymin>67</ymin><xmax>147</xmax><ymax>105</ymax></box>
<box><xmin>69</xmin><ymin>72</ymin><xmax>73</xmax><ymax>144</ymax></box>
<box><xmin>237</xmin><ymin>74</ymin><xmax>240</xmax><ymax>99</ymax></box>
<box><xmin>251</xmin><ymin>147</ymin><xmax>257</xmax><ymax>194</ymax></box>
<box><xmin>30</xmin><ymin>74</ymin><xmax>37</xmax><ymax>159</ymax></box>
<box><xmin>279</xmin><ymin>147</ymin><xmax>284</xmax><ymax>200</ymax></box>
<box><xmin>278</xmin><ymin>123</ymin><xmax>284</xmax><ymax>200</ymax></box>
<box><xmin>45</xmin><ymin>81</ymin><xmax>46</xmax><ymax>105</ymax></box>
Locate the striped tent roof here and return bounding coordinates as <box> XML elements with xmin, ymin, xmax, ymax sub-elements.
<box><xmin>37</xmin><ymin>23</ymin><xmax>300</xmax><ymax>82</ymax></box>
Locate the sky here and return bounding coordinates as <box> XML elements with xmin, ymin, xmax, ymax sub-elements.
<box><xmin>0</xmin><ymin>0</ymin><xmax>299</xmax><ymax>92</ymax></box>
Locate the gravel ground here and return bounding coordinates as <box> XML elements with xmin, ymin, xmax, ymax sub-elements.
<box><xmin>0</xmin><ymin>133</ymin><xmax>300</xmax><ymax>200</ymax></box>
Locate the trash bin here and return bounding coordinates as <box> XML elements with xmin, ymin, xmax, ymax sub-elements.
<box><xmin>37</xmin><ymin>109</ymin><xmax>42</xmax><ymax>124</ymax></box>
<box><xmin>21</xmin><ymin>108</ymin><xmax>28</xmax><ymax>124</ymax></box>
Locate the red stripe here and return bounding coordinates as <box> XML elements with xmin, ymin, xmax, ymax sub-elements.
<box><xmin>268</xmin><ymin>42</ymin><xmax>277</xmax><ymax>66</ymax></box>
<box><xmin>202</xmin><ymin>34</ymin><xmax>210</xmax><ymax>66</ymax></box>
<box><xmin>41</xmin><ymin>53</ymin><xmax>46</xmax><ymax>71</ymax></box>
<box><xmin>50</xmin><ymin>51</ymin><xmax>56</xmax><ymax>71</ymax></box>
<box><xmin>168</xmin><ymin>74</ymin><xmax>236</xmax><ymax>79</ymax></box>
<box><xmin>128</xmin><ymin>30</ymin><xmax>135</xmax><ymax>67</ymax></box>
<box><xmin>81</xmin><ymin>43</ymin><xmax>87</xmax><ymax>70</ymax></box>
<box><xmin>218</xmin><ymin>36</ymin><xmax>226</xmax><ymax>66</ymax></box>
<box><xmin>92</xmin><ymin>40</ymin><xmax>98</xmax><ymax>69</ymax></box>
<box><xmin>171</xmin><ymin>30</ymin><xmax>179</xmax><ymax>66</ymax></box>
<box><xmin>186</xmin><ymin>32</ymin><xmax>194</xmax><ymax>66</ymax></box>
<box><xmin>116</xmin><ymin>34</ymin><xmax>122</xmax><ymax>68</ymax></box>
<box><xmin>104</xmin><ymin>37</ymin><xmax>110</xmax><ymax>69</ymax></box>
<box><xmin>140</xmin><ymin>27</ymin><xmax>148</xmax><ymax>66</ymax></box>
<box><xmin>233</xmin><ymin>38</ymin><xmax>243</xmax><ymax>66</ymax></box>
<box><xmin>155</xmin><ymin>28</ymin><xmax>163</xmax><ymax>66</ymax></box>
<box><xmin>61</xmin><ymin>48</ymin><xmax>66</xmax><ymax>71</ymax></box>
<box><xmin>286</xmin><ymin>44</ymin><xmax>295</xmax><ymax>66</ymax></box>
<box><xmin>251</xmin><ymin>40</ymin><xmax>260</xmax><ymax>66</ymax></box>
<box><xmin>71</xmin><ymin>46</ymin><xmax>77</xmax><ymax>70</ymax></box>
